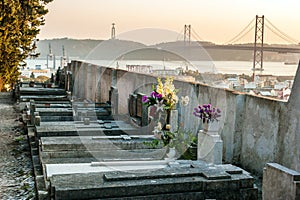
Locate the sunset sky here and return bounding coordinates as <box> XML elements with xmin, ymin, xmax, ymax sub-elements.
<box><xmin>38</xmin><ymin>0</ymin><xmax>300</xmax><ymax>45</ymax></box>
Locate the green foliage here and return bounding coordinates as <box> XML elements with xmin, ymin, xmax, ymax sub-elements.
<box><xmin>144</xmin><ymin>129</ymin><xmax>197</xmax><ymax>160</ymax></box>
<box><xmin>14</xmin><ymin>135</ymin><xmax>24</xmax><ymax>142</ymax></box>
<box><xmin>143</xmin><ymin>139</ymin><xmax>160</xmax><ymax>148</ymax></box>
<box><xmin>0</xmin><ymin>0</ymin><xmax>53</xmax><ymax>91</ymax></box>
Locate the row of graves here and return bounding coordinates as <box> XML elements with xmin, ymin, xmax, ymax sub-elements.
<box><xmin>16</xmin><ymin>81</ymin><xmax>258</xmax><ymax>199</ymax></box>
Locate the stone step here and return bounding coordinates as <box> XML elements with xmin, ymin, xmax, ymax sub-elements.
<box><xmin>47</xmin><ymin>161</ymin><xmax>258</xmax><ymax>200</ymax></box>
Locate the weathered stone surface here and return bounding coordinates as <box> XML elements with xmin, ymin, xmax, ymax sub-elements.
<box><xmin>49</xmin><ymin>160</ymin><xmax>257</xmax><ymax>200</ymax></box>
<box><xmin>35</xmin><ymin>101</ymin><xmax>71</xmax><ymax>105</ymax></box>
<box><xmin>35</xmin><ymin>121</ymin><xmax>138</xmax><ymax>137</ymax></box>
<box><xmin>40</xmin><ymin>116</ymin><xmax>74</xmax><ymax>122</ymax></box>
<box><xmin>35</xmin><ymin>103</ymin><xmax>72</xmax><ymax>108</ymax></box>
<box><xmin>20</xmin><ymin>95</ymin><xmax>69</xmax><ymax>102</ymax></box>
<box><xmin>40</xmin><ymin>148</ymin><xmax>167</xmax><ymax>164</ymax></box>
<box><xmin>35</xmin><ymin>108</ymin><xmax>73</xmax><ymax>116</ymax></box>
<box><xmin>39</xmin><ymin>135</ymin><xmax>166</xmax><ymax>164</ymax></box>
<box><xmin>198</xmin><ymin>130</ymin><xmax>223</xmax><ymax>164</ymax></box>
<box><xmin>46</xmin><ymin>161</ymin><xmax>168</xmax><ymax>180</ymax></box>
<box><xmin>19</xmin><ymin>87</ymin><xmax>66</xmax><ymax>96</ymax></box>
<box><xmin>40</xmin><ymin>135</ymin><xmax>160</xmax><ymax>151</ymax></box>
<box><xmin>263</xmin><ymin>163</ymin><xmax>300</xmax><ymax>200</ymax></box>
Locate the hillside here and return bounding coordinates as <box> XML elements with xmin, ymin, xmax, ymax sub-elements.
<box><xmin>35</xmin><ymin>38</ymin><xmax>295</xmax><ymax>62</ymax></box>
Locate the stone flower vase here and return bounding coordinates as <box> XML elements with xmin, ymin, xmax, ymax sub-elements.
<box><xmin>202</xmin><ymin>119</ymin><xmax>219</xmax><ymax>135</ymax></box>
<box><xmin>165</xmin><ymin>147</ymin><xmax>176</xmax><ymax>160</ymax></box>
<box><xmin>198</xmin><ymin>119</ymin><xmax>223</xmax><ymax>164</ymax></box>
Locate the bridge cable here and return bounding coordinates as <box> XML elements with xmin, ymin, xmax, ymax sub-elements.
<box><xmin>176</xmin><ymin>27</ymin><xmax>185</xmax><ymax>41</ymax></box>
<box><xmin>226</xmin><ymin>25</ymin><xmax>255</xmax><ymax>45</ymax></box>
<box><xmin>223</xmin><ymin>17</ymin><xmax>255</xmax><ymax>45</ymax></box>
<box><xmin>265</xmin><ymin>18</ymin><xmax>299</xmax><ymax>44</ymax></box>
<box><xmin>265</xmin><ymin>24</ymin><xmax>298</xmax><ymax>44</ymax></box>
<box><xmin>191</xmin><ymin>28</ymin><xmax>204</xmax><ymax>42</ymax></box>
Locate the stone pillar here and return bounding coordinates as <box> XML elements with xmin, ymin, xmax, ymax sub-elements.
<box><xmin>263</xmin><ymin>163</ymin><xmax>300</xmax><ymax>200</ymax></box>
<box><xmin>30</xmin><ymin>100</ymin><xmax>35</xmax><ymax>125</ymax></box>
<box><xmin>112</xmin><ymin>69</ymin><xmax>117</xmax><ymax>87</ymax></box>
<box><xmin>197</xmin><ymin>130</ymin><xmax>223</xmax><ymax>164</ymax></box>
<box><xmin>66</xmin><ymin>71</ymin><xmax>72</xmax><ymax>92</ymax></box>
<box><xmin>84</xmin><ymin>118</ymin><xmax>90</xmax><ymax>125</ymax></box>
<box><xmin>110</xmin><ymin>86</ymin><xmax>118</xmax><ymax>115</ymax></box>
<box><xmin>35</xmin><ymin>116</ymin><xmax>41</xmax><ymax>126</ymax></box>
<box><xmin>95</xmin><ymin>67</ymin><xmax>102</xmax><ymax>102</ymax></box>
<box><xmin>136</xmin><ymin>93</ymin><xmax>148</xmax><ymax>127</ymax></box>
<box><xmin>33</xmin><ymin>112</ymin><xmax>39</xmax><ymax>126</ymax></box>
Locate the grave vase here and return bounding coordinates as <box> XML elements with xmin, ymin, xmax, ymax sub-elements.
<box><xmin>202</xmin><ymin>119</ymin><xmax>219</xmax><ymax>135</ymax></box>
<box><xmin>164</xmin><ymin>105</ymin><xmax>178</xmax><ymax>132</ymax></box>
<box><xmin>165</xmin><ymin>147</ymin><xmax>176</xmax><ymax>160</ymax></box>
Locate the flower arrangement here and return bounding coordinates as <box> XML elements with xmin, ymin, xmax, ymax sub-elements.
<box><xmin>193</xmin><ymin>103</ymin><xmax>221</xmax><ymax>123</ymax></box>
<box><xmin>142</xmin><ymin>76</ymin><xmax>178</xmax><ymax>111</ymax></box>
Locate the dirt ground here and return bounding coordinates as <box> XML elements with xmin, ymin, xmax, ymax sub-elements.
<box><xmin>0</xmin><ymin>93</ymin><xmax>35</xmax><ymax>200</ymax></box>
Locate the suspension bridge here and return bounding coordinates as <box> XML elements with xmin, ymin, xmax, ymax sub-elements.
<box><xmin>180</xmin><ymin>16</ymin><xmax>300</xmax><ymax>54</ymax></box>
<box><xmin>178</xmin><ymin>15</ymin><xmax>300</xmax><ymax>77</ymax></box>
<box><xmin>110</xmin><ymin>16</ymin><xmax>300</xmax><ymax>77</ymax></box>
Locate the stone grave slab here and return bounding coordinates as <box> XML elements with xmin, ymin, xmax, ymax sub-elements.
<box><xmin>19</xmin><ymin>87</ymin><xmax>66</xmax><ymax>96</ymax></box>
<box><xmin>20</xmin><ymin>95</ymin><xmax>69</xmax><ymax>102</ymax></box>
<box><xmin>35</xmin><ymin>107</ymin><xmax>73</xmax><ymax>116</ymax></box>
<box><xmin>46</xmin><ymin>160</ymin><xmax>168</xmax><ymax>180</ymax></box>
<box><xmin>40</xmin><ymin>135</ymin><xmax>159</xmax><ymax>151</ymax></box>
<box><xmin>40</xmin><ymin>115</ymin><xmax>74</xmax><ymax>122</ymax></box>
<box><xmin>35</xmin><ymin>103</ymin><xmax>72</xmax><ymax>108</ymax></box>
<box><xmin>35</xmin><ymin>120</ymin><xmax>138</xmax><ymax>137</ymax></box>
<box><xmin>40</xmin><ymin>149</ymin><xmax>166</xmax><ymax>164</ymax></box>
<box><xmin>48</xmin><ymin>160</ymin><xmax>258</xmax><ymax>200</ymax></box>
<box><xmin>39</xmin><ymin>135</ymin><xmax>166</xmax><ymax>164</ymax></box>
<box><xmin>35</xmin><ymin>101</ymin><xmax>71</xmax><ymax>105</ymax></box>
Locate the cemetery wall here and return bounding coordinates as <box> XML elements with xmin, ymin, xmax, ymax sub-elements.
<box><xmin>68</xmin><ymin>60</ymin><xmax>298</xmax><ymax>174</ymax></box>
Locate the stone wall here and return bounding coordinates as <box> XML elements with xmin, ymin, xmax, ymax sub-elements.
<box><xmin>67</xmin><ymin>60</ymin><xmax>299</xmax><ymax>175</ymax></box>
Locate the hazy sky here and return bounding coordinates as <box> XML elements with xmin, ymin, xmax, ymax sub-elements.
<box><xmin>38</xmin><ymin>0</ymin><xmax>300</xmax><ymax>44</ymax></box>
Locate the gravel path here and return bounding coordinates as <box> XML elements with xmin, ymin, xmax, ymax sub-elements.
<box><xmin>0</xmin><ymin>93</ymin><xmax>35</xmax><ymax>200</ymax></box>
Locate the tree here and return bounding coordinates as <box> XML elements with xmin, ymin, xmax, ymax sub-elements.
<box><xmin>0</xmin><ymin>0</ymin><xmax>53</xmax><ymax>91</ymax></box>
